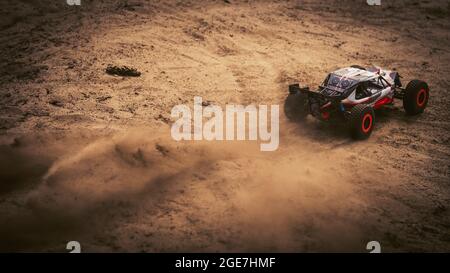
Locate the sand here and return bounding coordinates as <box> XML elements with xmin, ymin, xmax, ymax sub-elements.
<box><xmin>0</xmin><ymin>0</ymin><xmax>449</xmax><ymax>252</ymax></box>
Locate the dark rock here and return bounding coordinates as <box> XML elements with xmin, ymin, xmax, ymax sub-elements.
<box><xmin>106</xmin><ymin>65</ymin><xmax>141</xmax><ymax>77</ymax></box>
<box><xmin>49</xmin><ymin>99</ymin><xmax>64</xmax><ymax>107</ymax></box>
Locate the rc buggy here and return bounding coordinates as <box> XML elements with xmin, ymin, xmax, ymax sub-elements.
<box><xmin>285</xmin><ymin>65</ymin><xmax>430</xmax><ymax>139</ymax></box>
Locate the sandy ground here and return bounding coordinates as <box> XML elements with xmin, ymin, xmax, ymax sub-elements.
<box><xmin>0</xmin><ymin>0</ymin><xmax>449</xmax><ymax>252</ymax></box>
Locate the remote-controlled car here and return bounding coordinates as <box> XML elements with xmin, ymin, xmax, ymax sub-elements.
<box><xmin>285</xmin><ymin>65</ymin><xmax>430</xmax><ymax>139</ymax></box>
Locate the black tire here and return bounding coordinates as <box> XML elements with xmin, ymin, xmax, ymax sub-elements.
<box><xmin>348</xmin><ymin>104</ymin><xmax>375</xmax><ymax>140</ymax></box>
<box><xmin>284</xmin><ymin>92</ymin><xmax>309</xmax><ymax>121</ymax></box>
<box><xmin>403</xmin><ymin>80</ymin><xmax>429</xmax><ymax>115</ymax></box>
<box><xmin>350</xmin><ymin>65</ymin><xmax>366</xmax><ymax>70</ymax></box>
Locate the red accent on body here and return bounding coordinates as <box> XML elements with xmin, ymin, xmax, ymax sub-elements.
<box><xmin>321</xmin><ymin>111</ymin><xmax>330</xmax><ymax>120</ymax></box>
<box><xmin>320</xmin><ymin>102</ymin><xmax>332</xmax><ymax>110</ymax></box>
<box><xmin>373</xmin><ymin>97</ymin><xmax>393</xmax><ymax>109</ymax></box>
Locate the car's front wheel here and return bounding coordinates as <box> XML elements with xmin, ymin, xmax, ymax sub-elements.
<box><xmin>403</xmin><ymin>79</ymin><xmax>429</xmax><ymax>115</ymax></box>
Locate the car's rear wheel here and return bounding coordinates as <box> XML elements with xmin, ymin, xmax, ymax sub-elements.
<box><xmin>349</xmin><ymin>104</ymin><xmax>375</xmax><ymax>140</ymax></box>
<box><xmin>403</xmin><ymin>79</ymin><xmax>429</xmax><ymax>115</ymax></box>
<box><xmin>284</xmin><ymin>92</ymin><xmax>309</xmax><ymax>121</ymax></box>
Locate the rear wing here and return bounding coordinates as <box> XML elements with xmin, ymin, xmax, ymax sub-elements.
<box><xmin>289</xmin><ymin>84</ymin><xmax>342</xmax><ymax>102</ymax></box>
<box><xmin>288</xmin><ymin>83</ymin><xmax>309</xmax><ymax>95</ymax></box>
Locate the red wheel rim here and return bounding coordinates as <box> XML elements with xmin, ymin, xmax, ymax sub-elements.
<box><xmin>416</xmin><ymin>88</ymin><xmax>427</xmax><ymax>107</ymax></box>
<box><xmin>361</xmin><ymin>113</ymin><xmax>373</xmax><ymax>133</ymax></box>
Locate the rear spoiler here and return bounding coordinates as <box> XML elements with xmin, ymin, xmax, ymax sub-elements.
<box><xmin>289</xmin><ymin>83</ymin><xmax>309</xmax><ymax>95</ymax></box>
<box><xmin>289</xmin><ymin>83</ymin><xmax>341</xmax><ymax>102</ymax></box>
